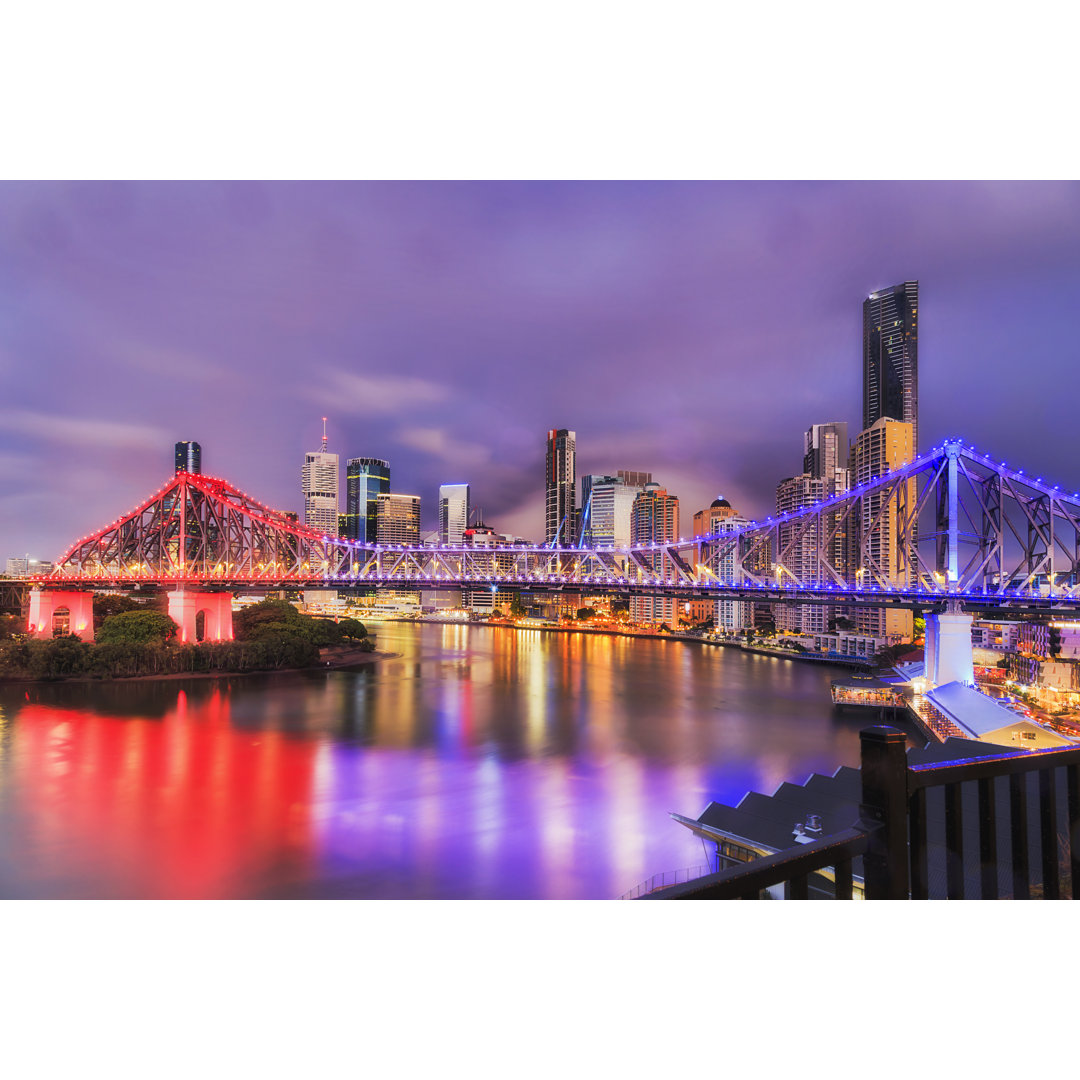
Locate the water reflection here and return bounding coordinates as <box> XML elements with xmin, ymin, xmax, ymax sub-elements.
<box><xmin>0</xmin><ymin>623</ymin><xmax>914</xmax><ymax>899</ymax></box>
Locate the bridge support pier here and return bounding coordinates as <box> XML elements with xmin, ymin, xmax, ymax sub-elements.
<box><xmin>27</xmin><ymin>589</ymin><xmax>96</xmax><ymax>641</ymax></box>
<box><xmin>167</xmin><ymin>589</ymin><xmax>234</xmax><ymax>644</ymax></box>
<box><xmin>925</xmin><ymin>609</ymin><xmax>974</xmax><ymax>688</ymax></box>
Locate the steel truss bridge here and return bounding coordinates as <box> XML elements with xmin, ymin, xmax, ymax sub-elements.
<box><xmin>33</xmin><ymin>439</ymin><xmax>1080</xmax><ymax>616</ymax></box>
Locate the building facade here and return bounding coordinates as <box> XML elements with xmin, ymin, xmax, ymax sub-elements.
<box><xmin>579</xmin><ymin>474</ymin><xmax>642</xmax><ymax>548</ymax></box>
<box><xmin>302</xmin><ymin>433</ymin><xmax>339</xmax><ymax>536</ymax></box>
<box><xmin>345</xmin><ymin>457</ymin><xmax>391</xmax><ymax>542</ymax></box>
<box><xmin>629</xmin><ymin>483</ymin><xmax>679</xmax><ymax>626</ymax></box>
<box><xmin>174</xmin><ymin>440</ymin><xmax>202</xmax><ymax>475</ymax></box>
<box><xmin>863</xmin><ymin>281</ymin><xmax>918</xmax><ymax>449</ymax></box>
<box><xmin>376</xmin><ymin>493</ymin><xmax>421</xmax><ymax>545</ymax></box>
<box><xmin>438</xmin><ymin>483</ymin><xmax>471</xmax><ymax>545</ymax></box>
<box><xmin>545</xmin><ymin>429</ymin><xmax>576</xmax><ymax>546</ymax></box>
<box><xmin>849</xmin><ymin>416</ymin><xmax>915</xmax><ymax>638</ymax></box>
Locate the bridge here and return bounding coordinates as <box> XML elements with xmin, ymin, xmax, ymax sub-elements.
<box><xmin>23</xmin><ymin>438</ymin><xmax>1080</xmax><ymax>657</ymax></box>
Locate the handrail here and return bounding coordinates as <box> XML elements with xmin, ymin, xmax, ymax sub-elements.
<box><xmin>907</xmin><ymin>743</ymin><xmax>1080</xmax><ymax>789</ymax></box>
<box><xmin>640</xmin><ymin>826</ymin><xmax>869</xmax><ymax>899</ymax></box>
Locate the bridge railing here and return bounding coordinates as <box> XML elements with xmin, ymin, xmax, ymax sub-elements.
<box><xmin>643</xmin><ymin>727</ymin><xmax>1080</xmax><ymax>900</ymax></box>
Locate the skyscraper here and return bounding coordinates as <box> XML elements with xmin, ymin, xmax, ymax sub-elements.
<box><xmin>545</xmin><ymin>429</ymin><xmax>576</xmax><ymax>546</ymax></box>
<box><xmin>849</xmin><ymin>417</ymin><xmax>915</xmax><ymax>640</ymax></box>
<box><xmin>579</xmin><ymin>474</ymin><xmax>642</xmax><ymax>548</ymax></box>
<box><xmin>345</xmin><ymin>457</ymin><xmax>391</xmax><ymax>542</ymax></box>
<box><xmin>630</xmin><ymin>482</ymin><xmax>679</xmax><ymax>626</ymax></box>
<box><xmin>376</xmin><ymin>493</ymin><xmax>421</xmax><ymax>544</ymax></box>
<box><xmin>439</xmin><ymin>483</ymin><xmax>471</xmax><ymax>545</ymax></box>
<box><xmin>863</xmin><ymin>281</ymin><xmax>918</xmax><ymax>449</ymax></box>
<box><xmin>803</xmin><ymin>422</ymin><xmax>848</xmax><ymax>478</ymax></box>
<box><xmin>302</xmin><ymin>421</ymin><xmax>339</xmax><ymax>535</ymax></box>
<box><xmin>174</xmin><ymin>440</ymin><xmax>202</xmax><ymax>475</ymax></box>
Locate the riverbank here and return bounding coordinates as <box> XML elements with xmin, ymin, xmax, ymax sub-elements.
<box><xmin>0</xmin><ymin>640</ymin><xmax>396</xmax><ymax>685</ymax></box>
<box><xmin>394</xmin><ymin>615</ymin><xmax>870</xmax><ymax>671</ymax></box>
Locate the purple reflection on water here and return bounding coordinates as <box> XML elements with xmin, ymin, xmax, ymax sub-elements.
<box><xmin>0</xmin><ymin>623</ymin><xmax>920</xmax><ymax>899</ymax></box>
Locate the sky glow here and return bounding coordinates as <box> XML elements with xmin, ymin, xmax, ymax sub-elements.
<box><xmin>2</xmin><ymin>180</ymin><xmax>1079</xmax><ymax>558</ymax></box>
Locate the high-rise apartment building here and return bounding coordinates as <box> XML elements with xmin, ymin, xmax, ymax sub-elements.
<box><xmin>376</xmin><ymin>493</ymin><xmax>421</xmax><ymax>545</ymax></box>
<box><xmin>545</xmin><ymin>429</ymin><xmax>576</xmax><ymax>546</ymax></box>
<box><xmin>803</xmin><ymin>422</ymin><xmax>848</xmax><ymax>478</ymax></box>
<box><xmin>630</xmin><ymin>483</ymin><xmax>679</xmax><ymax>626</ymax></box>
<box><xmin>617</xmin><ymin>470</ymin><xmax>652</xmax><ymax>488</ymax></box>
<box><xmin>439</xmin><ymin>483</ymin><xmax>471</xmax><ymax>545</ymax></box>
<box><xmin>715</xmin><ymin>512</ymin><xmax>752</xmax><ymax>633</ymax></box>
<box><xmin>864</xmin><ymin>281</ymin><xmax>918</xmax><ymax>449</ymax></box>
<box><xmin>346</xmin><ymin>458</ymin><xmax>391</xmax><ymax>541</ymax></box>
<box><xmin>579</xmin><ymin>474</ymin><xmax>642</xmax><ymax>548</ymax></box>
<box><xmin>692</xmin><ymin>496</ymin><xmax>739</xmax><ymax>538</ymax></box>
<box><xmin>175</xmin><ymin>440</ymin><xmax>202</xmax><ymax>475</ymax></box>
<box><xmin>849</xmin><ymin>417</ymin><xmax>915</xmax><ymax>638</ymax></box>
<box><xmin>302</xmin><ymin>423</ymin><xmax>339</xmax><ymax>536</ymax></box>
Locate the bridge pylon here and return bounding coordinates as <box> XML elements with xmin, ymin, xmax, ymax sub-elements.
<box><xmin>28</xmin><ymin>589</ymin><xmax>95</xmax><ymax>641</ymax></box>
<box><xmin>924</xmin><ymin>604</ymin><xmax>975</xmax><ymax>689</ymax></box>
<box><xmin>167</xmin><ymin>589</ymin><xmax>234</xmax><ymax>644</ymax></box>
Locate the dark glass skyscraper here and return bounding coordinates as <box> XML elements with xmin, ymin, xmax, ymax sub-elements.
<box><xmin>545</xmin><ymin>429</ymin><xmax>576</xmax><ymax>546</ymax></box>
<box><xmin>345</xmin><ymin>458</ymin><xmax>391</xmax><ymax>542</ymax></box>
<box><xmin>174</xmin><ymin>440</ymin><xmax>202</xmax><ymax>475</ymax></box>
<box><xmin>863</xmin><ymin>281</ymin><xmax>918</xmax><ymax>449</ymax></box>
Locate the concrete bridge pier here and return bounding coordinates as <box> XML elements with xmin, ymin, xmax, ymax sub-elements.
<box><xmin>27</xmin><ymin>589</ymin><xmax>96</xmax><ymax>641</ymax></box>
<box><xmin>924</xmin><ymin>607</ymin><xmax>974</xmax><ymax>688</ymax></box>
<box><xmin>167</xmin><ymin>589</ymin><xmax>234</xmax><ymax>644</ymax></box>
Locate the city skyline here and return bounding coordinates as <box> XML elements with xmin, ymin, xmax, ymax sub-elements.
<box><xmin>3</xmin><ymin>181</ymin><xmax>1080</xmax><ymax>558</ymax></box>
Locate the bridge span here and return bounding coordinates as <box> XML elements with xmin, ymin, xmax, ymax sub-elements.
<box><xmin>22</xmin><ymin>438</ymin><xmax>1080</xmax><ymax>646</ymax></box>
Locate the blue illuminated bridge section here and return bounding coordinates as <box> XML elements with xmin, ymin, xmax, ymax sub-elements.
<box><xmin>36</xmin><ymin>438</ymin><xmax>1080</xmax><ymax>615</ymax></box>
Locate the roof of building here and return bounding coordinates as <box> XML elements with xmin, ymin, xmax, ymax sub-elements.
<box><xmin>710</xmin><ymin>496</ymin><xmax>732</xmax><ymax>508</ymax></box>
<box><xmin>927</xmin><ymin>680</ymin><xmax>1038</xmax><ymax>740</ymax></box>
<box><xmin>830</xmin><ymin>674</ymin><xmax>890</xmax><ymax>690</ymax></box>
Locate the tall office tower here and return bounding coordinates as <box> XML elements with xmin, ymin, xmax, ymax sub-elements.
<box><xmin>629</xmin><ymin>483</ymin><xmax>679</xmax><ymax>626</ymax></box>
<box><xmin>545</xmin><ymin>429</ymin><xmax>576</xmax><ymax>546</ymax></box>
<box><xmin>439</xmin><ymin>483</ymin><xmax>471</xmax><ymax>545</ymax></box>
<box><xmin>175</xmin><ymin>440</ymin><xmax>202</xmax><ymax>475</ymax></box>
<box><xmin>693</xmin><ymin>496</ymin><xmax>739</xmax><ymax>537</ymax></box>
<box><xmin>849</xmin><ymin>417</ymin><xmax>916</xmax><ymax>639</ymax></box>
<box><xmin>302</xmin><ymin>421</ymin><xmax>339</xmax><ymax>535</ymax></box>
<box><xmin>803</xmin><ymin>422</ymin><xmax>848</xmax><ymax>478</ymax></box>
<box><xmin>617</xmin><ymin>470</ymin><xmax>652</xmax><ymax>488</ymax></box>
<box><xmin>579</xmin><ymin>474</ymin><xmax>643</xmax><ymax>548</ymax></box>
<box><xmin>376</xmin><ymin>493</ymin><xmax>421</xmax><ymax>544</ymax></box>
<box><xmin>345</xmin><ymin>457</ymin><xmax>391</xmax><ymax>541</ymax></box>
<box><xmin>864</xmin><ymin>281</ymin><xmax>918</xmax><ymax>449</ymax></box>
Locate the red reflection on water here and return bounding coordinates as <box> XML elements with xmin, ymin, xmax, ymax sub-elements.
<box><xmin>4</xmin><ymin>689</ymin><xmax>318</xmax><ymax>898</ymax></box>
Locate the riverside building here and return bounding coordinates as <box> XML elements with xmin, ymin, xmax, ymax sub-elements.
<box><xmin>579</xmin><ymin>474</ymin><xmax>642</xmax><ymax>548</ymax></box>
<box><xmin>545</xmin><ymin>429</ymin><xmax>576</xmax><ymax>546</ymax></box>
<box><xmin>864</xmin><ymin>281</ymin><xmax>918</xmax><ymax>449</ymax></box>
<box><xmin>345</xmin><ymin>457</ymin><xmax>391</xmax><ymax>542</ymax></box>
<box><xmin>302</xmin><ymin>422</ymin><xmax>339</xmax><ymax>535</ymax></box>
<box><xmin>376</xmin><ymin>493</ymin><xmax>421</xmax><ymax>545</ymax></box>
<box><xmin>630</xmin><ymin>483</ymin><xmax>679</xmax><ymax>626</ymax></box>
<box><xmin>438</xmin><ymin>483</ymin><xmax>471</xmax><ymax>545</ymax></box>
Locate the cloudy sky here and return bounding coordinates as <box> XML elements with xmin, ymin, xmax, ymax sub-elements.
<box><xmin>2</xmin><ymin>180</ymin><xmax>1079</xmax><ymax>558</ymax></box>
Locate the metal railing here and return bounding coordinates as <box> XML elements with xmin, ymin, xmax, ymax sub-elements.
<box><xmin>619</xmin><ymin>864</ymin><xmax>716</xmax><ymax>900</ymax></box>
<box><xmin>644</xmin><ymin>726</ymin><xmax>1080</xmax><ymax>900</ymax></box>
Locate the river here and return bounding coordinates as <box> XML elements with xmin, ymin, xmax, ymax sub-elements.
<box><xmin>0</xmin><ymin>621</ymin><xmax>921</xmax><ymax>899</ymax></box>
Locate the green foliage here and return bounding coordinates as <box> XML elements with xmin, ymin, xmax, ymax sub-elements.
<box><xmin>98</xmin><ymin>610</ymin><xmax>179</xmax><ymax>645</ymax></box>
<box><xmin>0</xmin><ymin>613</ymin><xmax>24</xmax><ymax>640</ymax></box>
<box><xmin>508</xmin><ymin>596</ymin><xmax>527</xmax><ymax>616</ymax></box>
<box><xmin>576</xmin><ymin>607</ymin><xmax>597</xmax><ymax>620</ymax></box>
<box><xmin>337</xmin><ymin>618</ymin><xmax>367</xmax><ymax>640</ymax></box>
<box><xmin>93</xmin><ymin>592</ymin><xmax>149</xmax><ymax>629</ymax></box>
<box><xmin>234</xmin><ymin>598</ymin><xmax>308</xmax><ymax>641</ymax></box>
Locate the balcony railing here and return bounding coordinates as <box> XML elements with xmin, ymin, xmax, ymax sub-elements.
<box><xmin>644</xmin><ymin>727</ymin><xmax>1080</xmax><ymax>900</ymax></box>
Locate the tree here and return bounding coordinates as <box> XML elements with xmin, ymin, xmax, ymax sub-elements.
<box><xmin>0</xmin><ymin>613</ymin><xmax>24</xmax><ymax>640</ymax></box>
<box><xmin>234</xmin><ymin>598</ymin><xmax>308</xmax><ymax>641</ymax></box>
<box><xmin>508</xmin><ymin>596</ymin><xmax>527</xmax><ymax>617</ymax></box>
<box><xmin>97</xmin><ymin>610</ymin><xmax>179</xmax><ymax>645</ymax></box>
<box><xmin>576</xmin><ymin>607</ymin><xmax>596</xmax><ymax>620</ymax></box>
<box><xmin>337</xmin><ymin>618</ymin><xmax>367</xmax><ymax>640</ymax></box>
<box><xmin>829</xmin><ymin>615</ymin><xmax>856</xmax><ymax>632</ymax></box>
<box><xmin>93</xmin><ymin>592</ymin><xmax>147</xmax><ymax>630</ymax></box>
